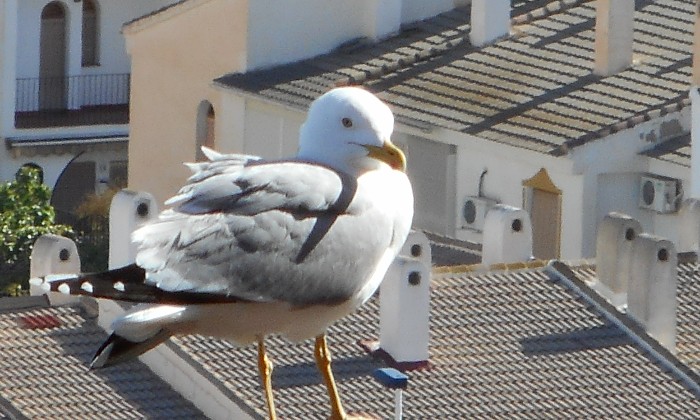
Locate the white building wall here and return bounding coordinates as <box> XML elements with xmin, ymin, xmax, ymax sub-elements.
<box><xmin>450</xmin><ymin>131</ymin><xmax>576</xmax><ymax>249</ymax></box>
<box><xmin>401</xmin><ymin>0</ymin><xmax>457</xmax><ymax>24</ymax></box>
<box><xmin>241</xmin><ymin>99</ymin><xmax>304</xmax><ymax>159</ymax></box>
<box><xmin>245</xmin><ymin>0</ymin><xmax>459</xmax><ymax>71</ymax></box>
<box><xmin>571</xmin><ymin>107</ymin><xmax>691</xmax><ymax>257</ymax></box>
<box><xmin>246</xmin><ymin>0</ymin><xmax>366</xmax><ymax>71</ymax></box>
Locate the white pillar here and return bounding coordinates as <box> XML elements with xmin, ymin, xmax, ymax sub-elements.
<box><xmin>595</xmin><ymin>212</ymin><xmax>642</xmax><ymax>306</ymax></box>
<box><xmin>628</xmin><ymin>233</ymin><xmax>677</xmax><ymax>352</ymax></box>
<box><xmin>470</xmin><ymin>0</ymin><xmax>510</xmax><ymax>47</ymax></box>
<box><xmin>593</xmin><ymin>0</ymin><xmax>635</xmax><ymax>76</ymax></box>
<box><xmin>29</xmin><ymin>234</ymin><xmax>81</xmax><ymax>305</ymax></box>
<box><xmin>109</xmin><ymin>190</ymin><xmax>157</xmax><ymax>269</ymax></box>
<box><xmin>481</xmin><ymin>204</ymin><xmax>533</xmax><ymax>265</ymax></box>
<box><xmin>690</xmin><ymin>88</ymin><xmax>700</xmax><ymax>198</ymax></box>
<box><xmin>678</xmin><ymin>198</ymin><xmax>700</xmax><ymax>253</ymax></box>
<box><xmin>380</xmin><ymin>231</ymin><xmax>431</xmax><ymax>364</ymax></box>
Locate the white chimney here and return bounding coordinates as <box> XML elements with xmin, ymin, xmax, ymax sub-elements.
<box><xmin>109</xmin><ymin>189</ymin><xmax>157</xmax><ymax>269</ymax></box>
<box><xmin>363</xmin><ymin>0</ymin><xmax>402</xmax><ymax>41</ymax></box>
<box><xmin>481</xmin><ymin>204</ymin><xmax>533</xmax><ymax>265</ymax></box>
<box><xmin>678</xmin><ymin>198</ymin><xmax>700</xmax><ymax>253</ymax></box>
<box><xmin>380</xmin><ymin>230</ymin><xmax>431</xmax><ymax>365</ymax></box>
<box><xmin>29</xmin><ymin>234</ymin><xmax>81</xmax><ymax>305</ymax></box>
<box><xmin>690</xmin><ymin>88</ymin><xmax>700</xmax><ymax>198</ymax></box>
<box><xmin>627</xmin><ymin>233</ymin><xmax>677</xmax><ymax>352</ymax></box>
<box><xmin>469</xmin><ymin>0</ymin><xmax>510</xmax><ymax>47</ymax></box>
<box><xmin>593</xmin><ymin>0</ymin><xmax>635</xmax><ymax>76</ymax></box>
<box><xmin>595</xmin><ymin>212</ymin><xmax>642</xmax><ymax>306</ymax></box>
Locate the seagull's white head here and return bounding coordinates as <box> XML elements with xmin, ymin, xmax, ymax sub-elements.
<box><xmin>297</xmin><ymin>86</ymin><xmax>406</xmax><ymax>176</ymax></box>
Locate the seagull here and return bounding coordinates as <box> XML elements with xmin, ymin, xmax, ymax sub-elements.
<box><xmin>32</xmin><ymin>86</ymin><xmax>413</xmax><ymax>420</ymax></box>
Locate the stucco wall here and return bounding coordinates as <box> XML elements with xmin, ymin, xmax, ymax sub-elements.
<box><xmin>246</xmin><ymin>0</ymin><xmax>368</xmax><ymax>71</ymax></box>
<box><xmin>570</xmin><ymin>107</ymin><xmax>692</xmax><ymax>256</ymax></box>
<box><xmin>126</xmin><ymin>0</ymin><xmax>248</xmax><ymax>205</ymax></box>
<box><xmin>401</xmin><ymin>0</ymin><xmax>461</xmax><ymax>23</ymax></box>
<box><xmin>245</xmin><ymin>0</ymin><xmax>459</xmax><ymax>71</ymax></box>
<box><xmin>448</xmin><ymin>131</ymin><xmax>584</xmax><ymax>258</ymax></box>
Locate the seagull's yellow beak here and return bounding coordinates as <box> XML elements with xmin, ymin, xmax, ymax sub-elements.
<box><xmin>364</xmin><ymin>141</ymin><xmax>406</xmax><ymax>172</ymax></box>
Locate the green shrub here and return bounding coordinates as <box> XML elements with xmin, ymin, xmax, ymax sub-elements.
<box><xmin>0</xmin><ymin>166</ymin><xmax>73</xmax><ymax>293</ymax></box>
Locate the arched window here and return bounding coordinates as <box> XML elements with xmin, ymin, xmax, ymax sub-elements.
<box><xmin>40</xmin><ymin>2</ymin><xmax>67</xmax><ymax>109</ymax></box>
<box><xmin>195</xmin><ymin>101</ymin><xmax>216</xmax><ymax>161</ymax></box>
<box><xmin>82</xmin><ymin>0</ymin><xmax>98</xmax><ymax>66</ymax></box>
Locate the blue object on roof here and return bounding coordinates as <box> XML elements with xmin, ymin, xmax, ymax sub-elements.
<box><xmin>373</xmin><ymin>367</ymin><xmax>408</xmax><ymax>390</ymax></box>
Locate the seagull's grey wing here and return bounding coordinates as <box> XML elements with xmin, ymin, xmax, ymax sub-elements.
<box><xmin>133</xmin><ymin>161</ymin><xmax>392</xmax><ymax>306</ymax></box>
<box><xmin>166</xmin><ymin>148</ymin><xmax>262</xmax><ymax>207</ymax></box>
<box><xmin>167</xmin><ymin>160</ymin><xmax>348</xmax><ymax>215</ymax></box>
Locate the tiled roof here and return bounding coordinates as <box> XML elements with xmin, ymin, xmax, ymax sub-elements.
<box><xmin>425</xmin><ymin>230</ymin><xmax>481</xmax><ymax>267</ymax></box>
<box><xmin>0</xmin><ymin>296</ymin><xmax>206</xmax><ymax>419</ymax></box>
<box><xmin>216</xmin><ymin>0</ymin><xmax>694</xmax><ymax>156</ymax></box>
<box><xmin>4</xmin><ymin>260</ymin><xmax>700</xmax><ymax>417</ymax></box>
<box><xmin>677</xmin><ymin>258</ymin><xmax>700</xmax><ymax>375</ymax></box>
<box><xmin>166</xmin><ymin>261</ymin><xmax>700</xmax><ymax>418</ymax></box>
<box><xmin>564</xmin><ymin>255</ymin><xmax>700</xmax><ymax>386</ymax></box>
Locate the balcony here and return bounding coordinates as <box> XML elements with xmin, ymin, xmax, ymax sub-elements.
<box><xmin>15</xmin><ymin>74</ymin><xmax>130</xmax><ymax>128</ymax></box>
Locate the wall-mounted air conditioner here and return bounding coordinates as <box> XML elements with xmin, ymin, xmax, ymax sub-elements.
<box><xmin>638</xmin><ymin>174</ymin><xmax>681</xmax><ymax>214</ymax></box>
<box><xmin>461</xmin><ymin>196</ymin><xmax>498</xmax><ymax>231</ymax></box>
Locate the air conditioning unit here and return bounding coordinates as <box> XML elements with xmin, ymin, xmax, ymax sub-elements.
<box><xmin>461</xmin><ymin>196</ymin><xmax>498</xmax><ymax>231</ymax></box>
<box><xmin>638</xmin><ymin>174</ymin><xmax>681</xmax><ymax>214</ymax></box>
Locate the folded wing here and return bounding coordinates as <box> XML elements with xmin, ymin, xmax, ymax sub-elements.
<box><xmin>133</xmin><ymin>154</ymin><xmax>389</xmax><ymax>307</ymax></box>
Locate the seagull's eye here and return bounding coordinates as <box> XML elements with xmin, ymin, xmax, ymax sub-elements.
<box><xmin>341</xmin><ymin>117</ymin><xmax>353</xmax><ymax>128</ymax></box>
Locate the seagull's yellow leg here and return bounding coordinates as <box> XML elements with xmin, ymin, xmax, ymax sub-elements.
<box><xmin>257</xmin><ymin>338</ymin><xmax>277</xmax><ymax>420</ymax></box>
<box><xmin>314</xmin><ymin>334</ymin><xmax>346</xmax><ymax>420</ymax></box>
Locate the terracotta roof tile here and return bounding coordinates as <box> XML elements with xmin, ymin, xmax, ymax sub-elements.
<box><xmin>164</xmin><ymin>262</ymin><xmax>700</xmax><ymax>418</ymax></box>
<box><xmin>0</xmin><ymin>300</ymin><xmax>206</xmax><ymax>419</ymax></box>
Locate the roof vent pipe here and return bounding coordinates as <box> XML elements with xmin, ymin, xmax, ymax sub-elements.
<box><xmin>593</xmin><ymin>0</ymin><xmax>635</xmax><ymax>76</ymax></box>
<box><xmin>481</xmin><ymin>205</ymin><xmax>533</xmax><ymax>265</ymax></box>
<box><xmin>690</xmin><ymin>88</ymin><xmax>700</xmax><ymax>198</ymax></box>
<box><xmin>379</xmin><ymin>230</ymin><xmax>431</xmax><ymax>367</ymax></box>
<box><xmin>109</xmin><ymin>190</ymin><xmax>158</xmax><ymax>269</ymax></box>
<box><xmin>29</xmin><ymin>234</ymin><xmax>81</xmax><ymax>306</ymax></box>
<box><xmin>628</xmin><ymin>233</ymin><xmax>677</xmax><ymax>352</ymax></box>
<box><xmin>469</xmin><ymin>0</ymin><xmax>511</xmax><ymax>47</ymax></box>
<box><xmin>595</xmin><ymin>212</ymin><xmax>642</xmax><ymax>307</ymax></box>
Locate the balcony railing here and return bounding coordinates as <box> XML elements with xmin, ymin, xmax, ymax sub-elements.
<box><xmin>15</xmin><ymin>73</ymin><xmax>130</xmax><ymax>128</ymax></box>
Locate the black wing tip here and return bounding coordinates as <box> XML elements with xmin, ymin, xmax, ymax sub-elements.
<box><xmin>90</xmin><ymin>333</ymin><xmax>129</xmax><ymax>369</ymax></box>
<box><xmin>90</xmin><ymin>330</ymin><xmax>171</xmax><ymax>369</ymax></box>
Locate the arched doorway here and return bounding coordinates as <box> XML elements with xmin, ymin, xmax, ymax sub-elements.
<box><xmin>51</xmin><ymin>156</ymin><xmax>96</xmax><ymax>223</ymax></box>
<box><xmin>523</xmin><ymin>168</ymin><xmax>562</xmax><ymax>259</ymax></box>
<box><xmin>39</xmin><ymin>2</ymin><xmax>67</xmax><ymax>110</ymax></box>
